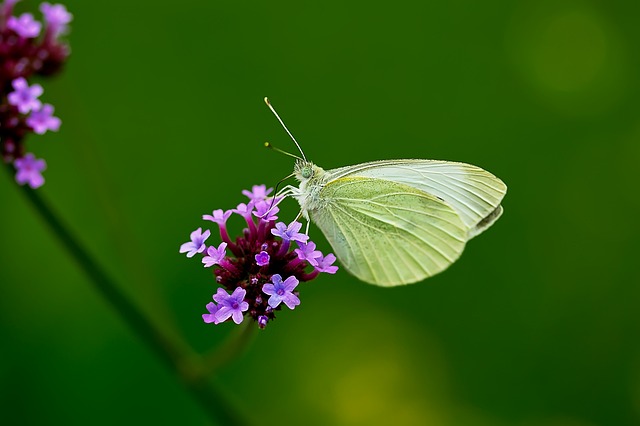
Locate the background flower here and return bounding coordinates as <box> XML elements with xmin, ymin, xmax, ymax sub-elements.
<box><xmin>14</xmin><ymin>152</ymin><xmax>45</xmax><ymax>188</ymax></box>
<box><xmin>0</xmin><ymin>1</ymin><xmax>72</xmax><ymax>187</ymax></box>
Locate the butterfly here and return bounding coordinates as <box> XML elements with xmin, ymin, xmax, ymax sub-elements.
<box><xmin>265</xmin><ymin>98</ymin><xmax>507</xmax><ymax>287</ymax></box>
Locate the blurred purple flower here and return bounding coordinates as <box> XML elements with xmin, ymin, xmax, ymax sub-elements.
<box><xmin>26</xmin><ymin>104</ymin><xmax>61</xmax><ymax>134</ymax></box>
<box><xmin>7</xmin><ymin>77</ymin><xmax>43</xmax><ymax>114</ymax></box>
<box><xmin>1</xmin><ymin>2</ymin><xmax>72</xmax><ymax>187</ymax></box>
<box><xmin>40</xmin><ymin>2</ymin><xmax>72</xmax><ymax>37</ymax></box>
<box><xmin>14</xmin><ymin>153</ymin><xmax>46</xmax><ymax>188</ymax></box>
<box><xmin>7</xmin><ymin>13</ymin><xmax>41</xmax><ymax>38</ymax></box>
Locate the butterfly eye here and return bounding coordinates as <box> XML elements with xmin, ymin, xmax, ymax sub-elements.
<box><xmin>301</xmin><ymin>166</ymin><xmax>313</xmax><ymax>179</ymax></box>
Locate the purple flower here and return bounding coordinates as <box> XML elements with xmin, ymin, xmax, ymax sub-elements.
<box><xmin>7</xmin><ymin>77</ymin><xmax>43</xmax><ymax>114</ymax></box>
<box><xmin>233</xmin><ymin>201</ymin><xmax>254</xmax><ymax>218</ymax></box>
<box><xmin>255</xmin><ymin>250</ymin><xmax>270</xmax><ymax>266</ymax></box>
<box><xmin>263</xmin><ymin>274</ymin><xmax>300</xmax><ymax>309</ymax></box>
<box><xmin>294</xmin><ymin>241</ymin><xmax>323</xmax><ymax>267</ymax></box>
<box><xmin>14</xmin><ymin>153</ymin><xmax>46</xmax><ymax>188</ymax></box>
<box><xmin>202</xmin><ymin>302</ymin><xmax>219</xmax><ymax>324</ymax></box>
<box><xmin>271</xmin><ymin>221</ymin><xmax>309</xmax><ymax>244</ymax></box>
<box><xmin>202</xmin><ymin>242</ymin><xmax>227</xmax><ymax>268</ymax></box>
<box><xmin>253</xmin><ymin>199</ymin><xmax>279</xmax><ymax>221</ymax></box>
<box><xmin>182</xmin><ymin>183</ymin><xmax>337</xmax><ymax>328</ymax></box>
<box><xmin>316</xmin><ymin>253</ymin><xmax>339</xmax><ymax>274</ymax></box>
<box><xmin>7</xmin><ymin>13</ymin><xmax>42</xmax><ymax>38</ymax></box>
<box><xmin>0</xmin><ymin>1</ymin><xmax>72</xmax><ymax>181</ymax></box>
<box><xmin>242</xmin><ymin>184</ymin><xmax>273</xmax><ymax>201</ymax></box>
<box><xmin>26</xmin><ymin>104</ymin><xmax>61</xmax><ymax>134</ymax></box>
<box><xmin>179</xmin><ymin>227</ymin><xmax>210</xmax><ymax>258</ymax></box>
<box><xmin>40</xmin><ymin>2</ymin><xmax>72</xmax><ymax>36</ymax></box>
<box><xmin>202</xmin><ymin>208</ymin><xmax>232</xmax><ymax>225</ymax></box>
<box><xmin>213</xmin><ymin>287</ymin><xmax>249</xmax><ymax>324</ymax></box>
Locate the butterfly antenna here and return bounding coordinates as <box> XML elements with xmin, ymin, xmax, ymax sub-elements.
<box><xmin>264</xmin><ymin>97</ymin><xmax>307</xmax><ymax>161</ymax></box>
<box><xmin>264</xmin><ymin>142</ymin><xmax>302</xmax><ymax>160</ymax></box>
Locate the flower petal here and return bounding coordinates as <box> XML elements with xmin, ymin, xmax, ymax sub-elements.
<box><xmin>267</xmin><ymin>294</ymin><xmax>282</xmax><ymax>308</ymax></box>
<box><xmin>282</xmin><ymin>293</ymin><xmax>300</xmax><ymax>310</ymax></box>
<box><xmin>262</xmin><ymin>283</ymin><xmax>276</xmax><ymax>296</ymax></box>
<box><xmin>231</xmin><ymin>310</ymin><xmax>244</xmax><ymax>324</ymax></box>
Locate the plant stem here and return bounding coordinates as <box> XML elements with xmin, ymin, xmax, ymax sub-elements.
<box><xmin>203</xmin><ymin>318</ymin><xmax>257</xmax><ymax>375</ymax></box>
<box><xmin>5</xmin><ymin>163</ymin><xmax>247</xmax><ymax>426</ymax></box>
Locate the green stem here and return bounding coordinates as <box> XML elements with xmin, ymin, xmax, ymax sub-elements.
<box><xmin>5</xmin><ymin>163</ymin><xmax>247</xmax><ymax>426</ymax></box>
<box><xmin>203</xmin><ymin>318</ymin><xmax>258</xmax><ymax>375</ymax></box>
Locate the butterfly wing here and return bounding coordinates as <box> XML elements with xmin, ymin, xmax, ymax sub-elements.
<box><xmin>326</xmin><ymin>160</ymin><xmax>507</xmax><ymax>238</ymax></box>
<box><xmin>310</xmin><ymin>176</ymin><xmax>467</xmax><ymax>286</ymax></box>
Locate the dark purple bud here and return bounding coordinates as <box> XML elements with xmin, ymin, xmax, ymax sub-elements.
<box><xmin>258</xmin><ymin>316</ymin><xmax>268</xmax><ymax>329</ymax></box>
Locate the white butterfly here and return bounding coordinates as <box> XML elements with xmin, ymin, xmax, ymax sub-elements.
<box><xmin>265</xmin><ymin>98</ymin><xmax>507</xmax><ymax>287</ymax></box>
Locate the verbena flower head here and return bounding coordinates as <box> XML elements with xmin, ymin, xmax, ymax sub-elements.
<box><xmin>181</xmin><ymin>185</ymin><xmax>338</xmax><ymax>329</ymax></box>
<box><xmin>1</xmin><ymin>1</ymin><xmax>72</xmax><ymax>188</ymax></box>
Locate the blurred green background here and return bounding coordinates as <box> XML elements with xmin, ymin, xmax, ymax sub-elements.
<box><xmin>2</xmin><ymin>0</ymin><xmax>640</xmax><ymax>424</ymax></box>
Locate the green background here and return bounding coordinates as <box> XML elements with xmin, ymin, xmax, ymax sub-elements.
<box><xmin>2</xmin><ymin>0</ymin><xmax>640</xmax><ymax>425</ymax></box>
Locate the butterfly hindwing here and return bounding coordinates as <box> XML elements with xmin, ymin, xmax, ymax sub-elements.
<box><xmin>309</xmin><ymin>176</ymin><xmax>467</xmax><ymax>286</ymax></box>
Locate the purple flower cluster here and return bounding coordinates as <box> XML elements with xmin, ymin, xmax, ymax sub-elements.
<box><xmin>0</xmin><ymin>1</ymin><xmax>72</xmax><ymax>188</ymax></box>
<box><xmin>181</xmin><ymin>184</ymin><xmax>338</xmax><ymax>329</ymax></box>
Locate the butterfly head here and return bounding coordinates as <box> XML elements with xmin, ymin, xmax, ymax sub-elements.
<box><xmin>294</xmin><ymin>159</ymin><xmax>316</xmax><ymax>182</ymax></box>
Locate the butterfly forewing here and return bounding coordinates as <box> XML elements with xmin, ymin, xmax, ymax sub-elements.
<box><xmin>326</xmin><ymin>160</ymin><xmax>507</xmax><ymax>238</ymax></box>
<box><xmin>309</xmin><ymin>177</ymin><xmax>467</xmax><ymax>286</ymax></box>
